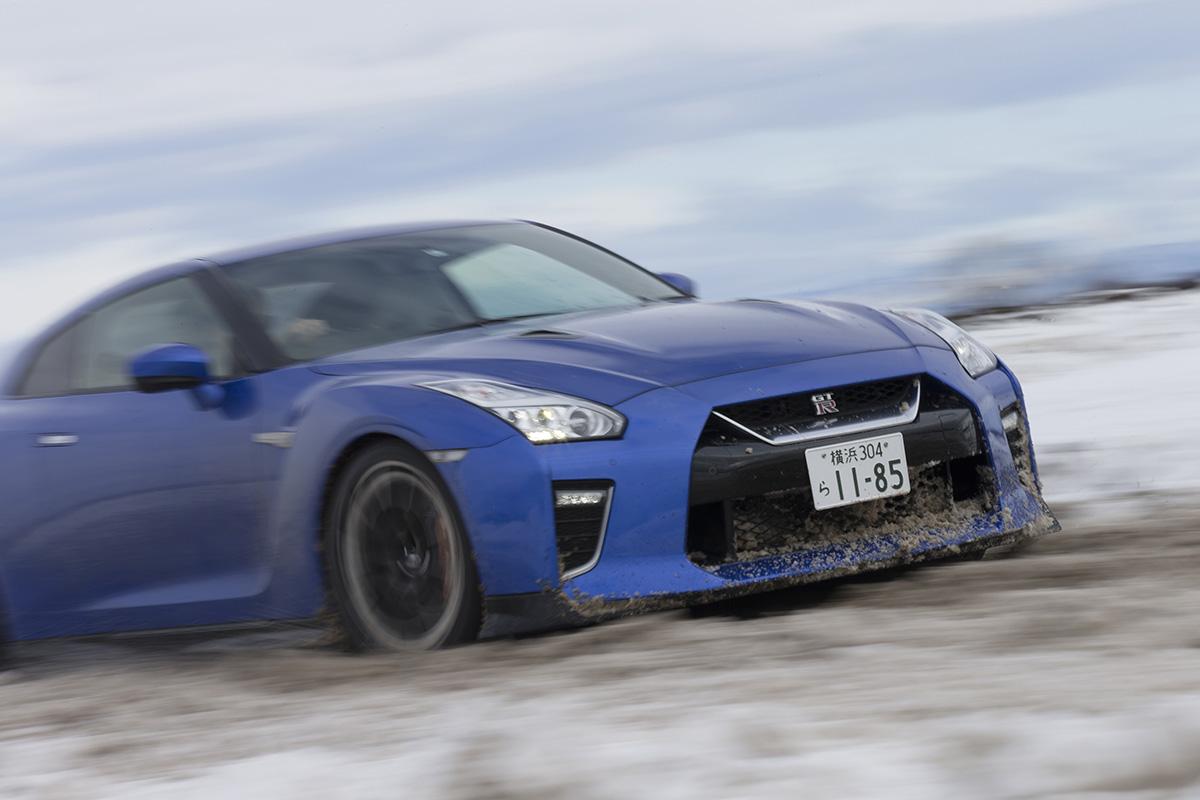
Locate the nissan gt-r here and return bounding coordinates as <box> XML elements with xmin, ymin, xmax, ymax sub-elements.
<box><xmin>0</xmin><ymin>221</ymin><xmax>1058</xmax><ymax>651</ymax></box>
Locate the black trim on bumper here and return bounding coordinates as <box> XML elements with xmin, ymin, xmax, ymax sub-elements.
<box><xmin>481</xmin><ymin>592</ymin><xmax>585</xmax><ymax>638</ymax></box>
<box><xmin>690</xmin><ymin>408</ymin><xmax>979</xmax><ymax>506</ymax></box>
<box><xmin>479</xmin><ymin>520</ymin><xmax>1059</xmax><ymax>638</ymax></box>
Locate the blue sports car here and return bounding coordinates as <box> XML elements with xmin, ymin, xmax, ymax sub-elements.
<box><xmin>0</xmin><ymin>221</ymin><xmax>1057</xmax><ymax>652</ymax></box>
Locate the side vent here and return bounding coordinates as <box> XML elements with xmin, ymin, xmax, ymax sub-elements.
<box><xmin>552</xmin><ymin>481</ymin><xmax>613</xmax><ymax>579</ymax></box>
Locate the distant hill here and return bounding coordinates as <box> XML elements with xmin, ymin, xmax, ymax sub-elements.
<box><xmin>785</xmin><ymin>238</ymin><xmax>1200</xmax><ymax>317</ymax></box>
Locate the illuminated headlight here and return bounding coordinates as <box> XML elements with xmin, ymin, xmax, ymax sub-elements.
<box><xmin>891</xmin><ymin>308</ymin><xmax>998</xmax><ymax>378</ymax></box>
<box><xmin>419</xmin><ymin>379</ymin><xmax>626</xmax><ymax>444</ymax></box>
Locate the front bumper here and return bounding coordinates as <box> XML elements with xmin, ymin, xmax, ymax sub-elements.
<box><xmin>435</xmin><ymin>345</ymin><xmax>1058</xmax><ymax>637</ymax></box>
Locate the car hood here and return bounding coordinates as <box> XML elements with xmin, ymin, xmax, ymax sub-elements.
<box><xmin>311</xmin><ymin>299</ymin><xmax>921</xmax><ymax>406</ymax></box>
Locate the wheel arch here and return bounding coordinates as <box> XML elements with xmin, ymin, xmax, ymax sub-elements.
<box><xmin>315</xmin><ymin>431</ymin><xmax>483</xmax><ymax>647</ymax></box>
<box><xmin>315</xmin><ymin>430</ymin><xmax>428</xmax><ymax>572</ymax></box>
<box><xmin>318</xmin><ymin>432</ymin><xmax>407</xmax><ymax>532</ymax></box>
<box><xmin>258</xmin><ymin>380</ymin><xmax>515</xmax><ymax>622</ymax></box>
<box><xmin>315</xmin><ymin>429</ymin><xmax>477</xmax><ymax>553</ymax></box>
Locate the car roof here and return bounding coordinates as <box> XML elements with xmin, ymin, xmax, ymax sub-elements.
<box><xmin>40</xmin><ymin>219</ymin><xmax>522</xmax><ymax>331</ymax></box>
<box><xmin>1</xmin><ymin>220</ymin><xmax>524</xmax><ymax>395</ymax></box>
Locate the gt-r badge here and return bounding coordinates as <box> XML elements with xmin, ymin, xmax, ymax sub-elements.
<box><xmin>812</xmin><ymin>392</ymin><xmax>839</xmax><ymax>416</ymax></box>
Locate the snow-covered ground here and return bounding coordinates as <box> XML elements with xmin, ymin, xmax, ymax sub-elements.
<box><xmin>2</xmin><ymin>291</ymin><xmax>1199</xmax><ymax>799</ymax></box>
<box><xmin>971</xmin><ymin>289</ymin><xmax>1200</xmax><ymax>515</ymax></box>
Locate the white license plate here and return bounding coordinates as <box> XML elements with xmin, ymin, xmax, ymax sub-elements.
<box><xmin>805</xmin><ymin>433</ymin><xmax>910</xmax><ymax>511</ymax></box>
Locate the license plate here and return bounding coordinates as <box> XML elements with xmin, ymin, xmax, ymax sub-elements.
<box><xmin>805</xmin><ymin>433</ymin><xmax>910</xmax><ymax>511</ymax></box>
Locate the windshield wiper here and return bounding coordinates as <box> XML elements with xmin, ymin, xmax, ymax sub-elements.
<box><xmin>422</xmin><ymin>312</ymin><xmax>572</xmax><ymax>337</ymax></box>
<box><xmin>478</xmin><ymin>312</ymin><xmax>562</xmax><ymax>326</ymax></box>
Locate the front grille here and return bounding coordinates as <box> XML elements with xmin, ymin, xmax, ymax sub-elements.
<box><xmin>688</xmin><ymin>456</ymin><xmax>994</xmax><ymax>566</ymax></box>
<box><xmin>713</xmin><ymin>377</ymin><xmax>919</xmax><ymax>444</ymax></box>
<box><xmin>552</xmin><ymin>481</ymin><xmax>612</xmax><ymax>578</ymax></box>
<box><xmin>687</xmin><ymin>377</ymin><xmax>996</xmax><ymax>566</ymax></box>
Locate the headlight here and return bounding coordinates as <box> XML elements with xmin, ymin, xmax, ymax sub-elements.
<box><xmin>891</xmin><ymin>308</ymin><xmax>998</xmax><ymax>377</ymax></box>
<box><xmin>419</xmin><ymin>379</ymin><xmax>626</xmax><ymax>444</ymax></box>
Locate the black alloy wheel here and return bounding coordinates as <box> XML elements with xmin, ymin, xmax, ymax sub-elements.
<box><xmin>325</xmin><ymin>441</ymin><xmax>480</xmax><ymax>650</ymax></box>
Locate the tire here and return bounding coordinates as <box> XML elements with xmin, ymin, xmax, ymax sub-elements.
<box><xmin>324</xmin><ymin>440</ymin><xmax>481</xmax><ymax>651</ymax></box>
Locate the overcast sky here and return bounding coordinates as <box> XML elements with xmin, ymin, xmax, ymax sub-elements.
<box><xmin>3</xmin><ymin>0</ymin><xmax>1199</xmax><ymax>338</ymax></box>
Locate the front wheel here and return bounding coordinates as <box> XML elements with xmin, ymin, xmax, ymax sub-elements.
<box><xmin>324</xmin><ymin>441</ymin><xmax>481</xmax><ymax>651</ymax></box>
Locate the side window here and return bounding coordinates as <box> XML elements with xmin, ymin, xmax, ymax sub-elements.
<box><xmin>226</xmin><ymin>242</ymin><xmax>477</xmax><ymax>361</ymax></box>
<box><xmin>18</xmin><ymin>324</ymin><xmax>75</xmax><ymax>397</ymax></box>
<box><xmin>20</xmin><ymin>277</ymin><xmax>238</xmax><ymax>396</ymax></box>
<box><xmin>71</xmin><ymin>277</ymin><xmax>237</xmax><ymax>392</ymax></box>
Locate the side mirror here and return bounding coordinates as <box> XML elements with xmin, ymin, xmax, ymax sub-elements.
<box><xmin>658</xmin><ymin>272</ymin><xmax>697</xmax><ymax>296</ymax></box>
<box><xmin>129</xmin><ymin>344</ymin><xmax>224</xmax><ymax>409</ymax></box>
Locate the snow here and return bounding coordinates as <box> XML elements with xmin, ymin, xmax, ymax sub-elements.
<box><xmin>3</xmin><ymin>290</ymin><xmax>1200</xmax><ymax>799</ymax></box>
<box><xmin>967</xmin><ymin>290</ymin><xmax>1200</xmax><ymax>515</ymax></box>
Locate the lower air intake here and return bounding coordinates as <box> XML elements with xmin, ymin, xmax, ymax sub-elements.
<box><xmin>688</xmin><ymin>457</ymin><xmax>995</xmax><ymax>566</ymax></box>
<box><xmin>1003</xmin><ymin>405</ymin><xmax>1039</xmax><ymax>493</ymax></box>
<box><xmin>553</xmin><ymin>481</ymin><xmax>612</xmax><ymax>579</ymax></box>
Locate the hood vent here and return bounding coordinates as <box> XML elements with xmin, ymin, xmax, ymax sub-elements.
<box><xmin>515</xmin><ymin>329</ymin><xmax>578</xmax><ymax>339</ymax></box>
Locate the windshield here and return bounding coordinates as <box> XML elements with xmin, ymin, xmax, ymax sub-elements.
<box><xmin>224</xmin><ymin>223</ymin><xmax>683</xmax><ymax>361</ymax></box>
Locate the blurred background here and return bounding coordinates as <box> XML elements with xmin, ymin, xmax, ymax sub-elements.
<box><xmin>2</xmin><ymin>2</ymin><xmax>1199</xmax><ymax>798</ymax></box>
<box><xmin>3</xmin><ymin>0</ymin><xmax>1200</xmax><ymax>331</ymax></box>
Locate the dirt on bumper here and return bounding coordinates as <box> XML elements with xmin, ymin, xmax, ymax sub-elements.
<box><xmin>481</xmin><ymin>507</ymin><xmax>1060</xmax><ymax>638</ymax></box>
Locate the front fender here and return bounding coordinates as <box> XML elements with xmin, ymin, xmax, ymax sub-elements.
<box><xmin>248</xmin><ymin>369</ymin><xmax>520</xmax><ymax>617</ymax></box>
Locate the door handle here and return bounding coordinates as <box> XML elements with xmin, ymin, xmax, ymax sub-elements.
<box><xmin>36</xmin><ymin>434</ymin><xmax>80</xmax><ymax>447</ymax></box>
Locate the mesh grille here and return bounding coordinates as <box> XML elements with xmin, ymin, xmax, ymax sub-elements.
<box><xmin>715</xmin><ymin>377</ymin><xmax>916</xmax><ymax>441</ymax></box>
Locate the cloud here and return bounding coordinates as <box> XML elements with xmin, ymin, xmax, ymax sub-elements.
<box><xmin>2</xmin><ymin>0</ymin><xmax>1198</xmax><ymax>329</ymax></box>
<box><xmin>0</xmin><ymin>234</ymin><xmax>190</xmax><ymax>342</ymax></box>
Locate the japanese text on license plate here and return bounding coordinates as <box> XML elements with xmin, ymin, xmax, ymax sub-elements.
<box><xmin>804</xmin><ymin>433</ymin><xmax>910</xmax><ymax>511</ymax></box>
